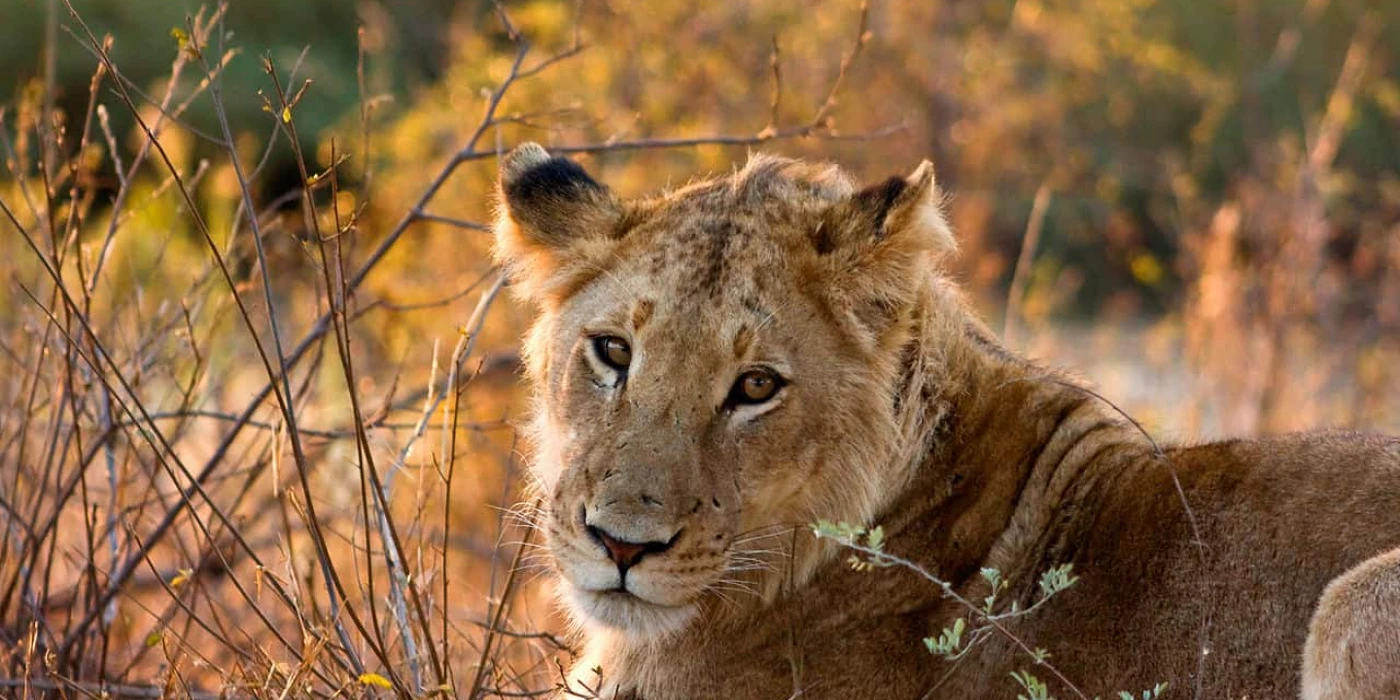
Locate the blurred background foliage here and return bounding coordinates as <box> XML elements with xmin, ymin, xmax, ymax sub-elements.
<box><xmin>6</xmin><ymin>0</ymin><xmax>1396</xmax><ymax>323</ymax></box>
<box><xmin>4</xmin><ymin>0</ymin><xmax>1398</xmax><ymax>438</ymax></box>
<box><xmin>1</xmin><ymin>0</ymin><xmax>1397</xmax><ymax>694</ymax></box>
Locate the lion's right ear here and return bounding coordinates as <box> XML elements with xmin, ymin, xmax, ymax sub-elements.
<box><xmin>492</xmin><ymin>143</ymin><xmax>624</xmax><ymax>305</ymax></box>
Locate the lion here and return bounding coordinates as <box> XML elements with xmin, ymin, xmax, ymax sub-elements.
<box><xmin>491</xmin><ymin>142</ymin><xmax>1400</xmax><ymax>699</ymax></box>
<box><xmin>1303</xmin><ymin>547</ymin><xmax>1400</xmax><ymax>699</ymax></box>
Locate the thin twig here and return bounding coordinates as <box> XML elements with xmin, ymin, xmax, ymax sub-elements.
<box><xmin>1003</xmin><ymin>183</ymin><xmax>1053</xmax><ymax>346</ymax></box>
<box><xmin>829</xmin><ymin>538</ymin><xmax>1092</xmax><ymax>700</ymax></box>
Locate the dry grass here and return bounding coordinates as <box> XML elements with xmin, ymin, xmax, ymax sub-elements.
<box><xmin>1</xmin><ymin>1</ymin><xmax>1395</xmax><ymax>698</ymax></box>
<box><xmin>0</xmin><ymin>3</ymin><xmax>899</xmax><ymax>697</ymax></box>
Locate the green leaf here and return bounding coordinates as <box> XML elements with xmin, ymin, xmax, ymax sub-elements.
<box><xmin>980</xmin><ymin>567</ymin><xmax>1002</xmax><ymax>589</ymax></box>
<box><xmin>923</xmin><ymin>617</ymin><xmax>968</xmax><ymax>658</ymax></box>
<box><xmin>1038</xmin><ymin>563</ymin><xmax>1080</xmax><ymax>599</ymax></box>
<box><xmin>1010</xmin><ymin>670</ymin><xmax>1053</xmax><ymax>700</ymax></box>
<box><xmin>865</xmin><ymin>525</ymin><xmax>885</xmax><ymax>551</ymax></box>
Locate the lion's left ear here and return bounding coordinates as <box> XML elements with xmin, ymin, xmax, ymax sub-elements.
<box><xmin>813</xmin><ymin>160</ymin><xmax>955</xmax><ymax>341</ymax></box>
<box><xmin>493</xmin><ymin>143</ymin><xmax>625</xmax><ymax>306</ymax></box>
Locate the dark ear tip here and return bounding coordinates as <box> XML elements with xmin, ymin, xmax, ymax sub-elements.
<box><xmin>501</xmin><ymin>142</ymin><xmax>553</xmax><ymax>185</ymax></box>
<box><xmin>500</xmin><ymin>145</ymin><xmax>605</xmax><ymax>209</ymax></box>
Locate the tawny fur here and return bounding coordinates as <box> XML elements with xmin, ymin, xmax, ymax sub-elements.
<box><xmin>1302</xmin><ymin>546</ymin><xmax>1400</xmax><ymax>699</ymax></box>
<box><xmin>492</xmin><ymin>143</ymin><xmax>1400</xmax><ymax>699</ymax></box>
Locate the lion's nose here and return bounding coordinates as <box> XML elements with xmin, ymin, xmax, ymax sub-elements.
<box><xmin>586</xmin><ymin>525</ymin><xmax>679</xmax><ymax>572</ymax></box>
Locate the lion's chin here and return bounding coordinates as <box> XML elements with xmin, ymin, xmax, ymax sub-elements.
<box><xmin>562</xmin><ymin>584</ymin><xmax>699</xmax><ymax>641</ymax></box>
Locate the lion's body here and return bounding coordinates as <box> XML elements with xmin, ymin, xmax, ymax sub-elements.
<box><xmin>492</xmin><ymin>143</ymin><xmax>1400</xmax><ymax>699</ymax></box>
<box><xmin>573</xmin><ymin>326</ymin><xmax>1400</xmax><ymax>699</ymax></box>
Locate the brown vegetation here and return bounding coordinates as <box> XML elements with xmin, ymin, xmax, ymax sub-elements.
<box><xmin>0</xmin><ymin>0</ymin><xmax>1395</xmax><ymax>697</ymax></box>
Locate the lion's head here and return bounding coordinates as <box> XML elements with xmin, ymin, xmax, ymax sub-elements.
<box><xmin>493</xmin><ymin>143</ymin><xmax>955</xmax><ymax>640</ymax></box>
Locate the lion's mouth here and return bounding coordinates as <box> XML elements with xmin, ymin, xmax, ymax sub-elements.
<box><xmin>564</xmin><ymin>581</ymin><xmax>701</xmax><ymax>637</ymax></box>
<box><xmin>578</xmin><ymin>583</ymin><xmax>684</xmax><ymax>608</ymax></box>
<box><xmin>596</xmin><ymin>586</ymin><xmax>641</xmax><ymax>600</ymax></box>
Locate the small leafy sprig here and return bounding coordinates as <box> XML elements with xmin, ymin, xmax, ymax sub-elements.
<box><xmin>1118</xmin><ymin>683</ymin><xmax>1169</xmax><ymax>700</ymax></box>
<box><xmin>1013</xmin><ymin>670</ymin><xmax>1168</xmax><ymax>700</ymax></box>
<box><xmin>813</xmin><ymin>521</ymin><xmax>1165</xmax><ymax>700</ymax></box>
<box><xmin>921</xmin><ymin>563</ymin><xmax>1075</xmax><ymax>663</ymax></box>
<box><xmin>1012</xmin><ymin>669</ymin><xmax>1054</xmax><ymax>700</ymax></box>
<box><xmin>815</xmin><ymin>521</ymin><xmax>1080</xmax><ymax>661</ymax></box>
<box><xmin>812</xmin><ymin>521</ymin><xmax>891</xmax><ymax>571</ymax></box>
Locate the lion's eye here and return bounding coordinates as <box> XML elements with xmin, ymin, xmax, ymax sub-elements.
<box><xmin>593</xmin><ymin>336</ymin><xmax>632</xmax><ymax>371</ymax></box>
<box><xmin>728</xmin><ymin>369</ymin><xmax>784</xmax><ymax>406</ymax></box>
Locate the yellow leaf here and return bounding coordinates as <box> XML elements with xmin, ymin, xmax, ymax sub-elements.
<box><xmin>281</xmin><ymin>106</ymin><xmax>292</xmax><ymax>124</ymax></box>
<box><xmin>170</xmin><ymin>568</ymin><xmax>193</xmax><ymax>588</ymax></box>
<box><xmin>170</xmin><ymin>27</ymin><xmax>200</xmax><ymax>59</ymax></box>
<box><xmin>1374</xmin><ymin>79</ymin><xmax>1400</xmax><ymax>119</ymax></box>
<box><xmin>145</xmin><ymin>631</ymin><xmax>163</xmax><ymax>647</ymax></box>
<box><xmin>1130</xmin><ymin>253</ymin><xmax>1165</xmax><ymax>287</ymax></box>
<box><xmin>358</xmin><ymin>673</ymin><xmax>392</xmax><ymax>689</ymax></box>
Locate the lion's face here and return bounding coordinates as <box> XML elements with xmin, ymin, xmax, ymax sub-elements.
<box><xmin>528</xmin><ymin>225</ymin><xmax>870</xmax><ymax>638</ymax></box>
<box><xmin>493</xmin><ymin>144</ymin><xmax>953</xmax><ymax>639</ymax></box>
